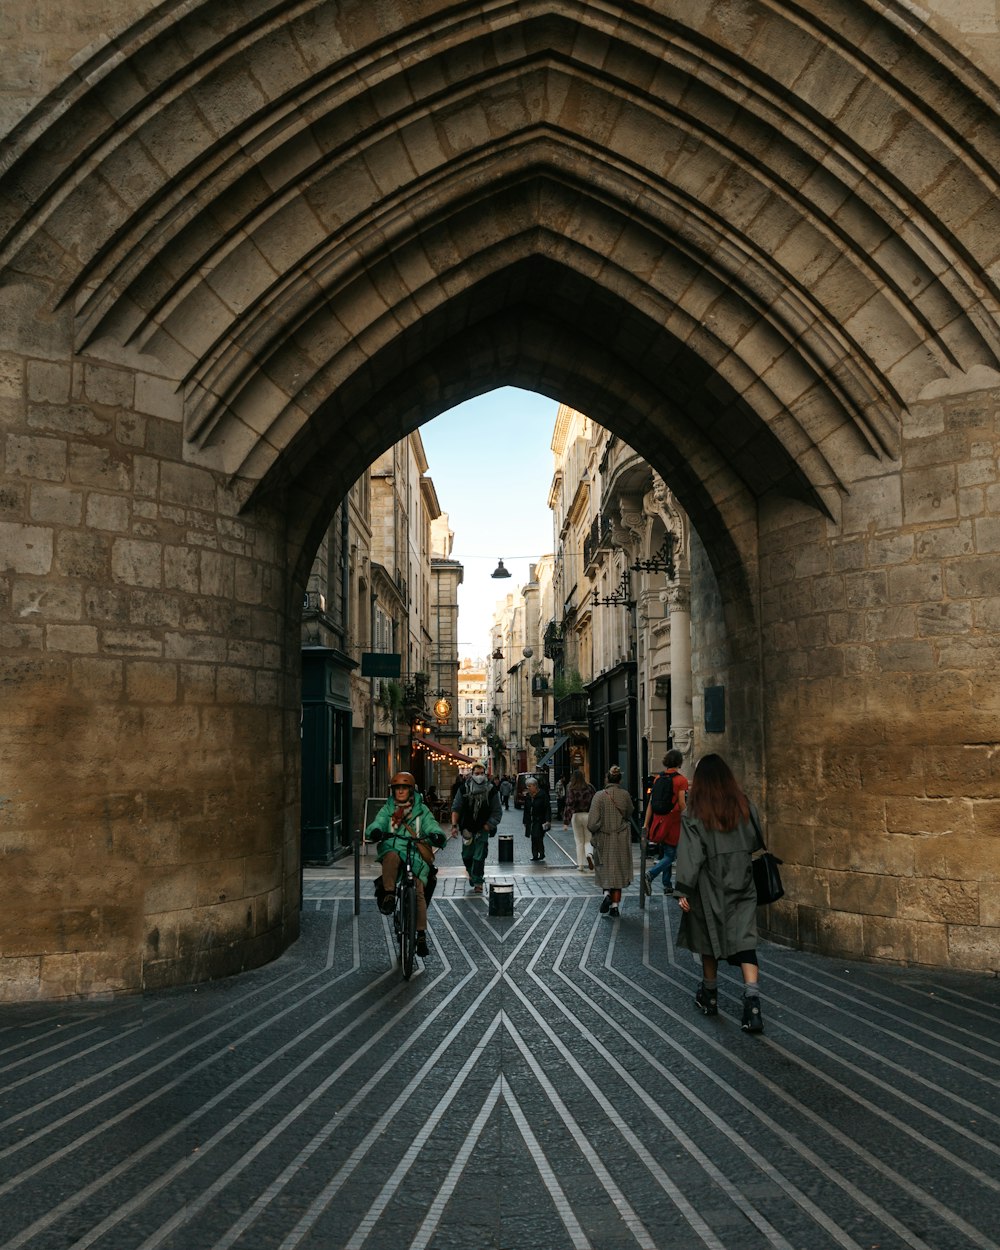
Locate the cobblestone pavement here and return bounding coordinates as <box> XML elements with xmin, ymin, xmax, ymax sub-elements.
<box><xmin>2</xmin><ymin>805</ymin><xmax>998</xmax><ymax>1250</ymax></box>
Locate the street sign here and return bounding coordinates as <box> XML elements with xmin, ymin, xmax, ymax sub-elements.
<box><xmin>539</xmin><ymin>723</ymin><xmax>557</xmax><ymax>736</ymax></box>
<box><xmin>361</xmin><ymin>652</ymin><xmax>402</xmax><ymax>678</ymax></box>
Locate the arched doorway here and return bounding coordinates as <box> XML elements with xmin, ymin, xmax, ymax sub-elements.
<box><xmin>2</xmin><ymin>1</ymin><xmax>999</xmax><ymax>997</ymax></box>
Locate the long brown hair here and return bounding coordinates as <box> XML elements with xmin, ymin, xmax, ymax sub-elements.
<box><xmin>569</xmin><ymin>768</ymin><xmax>587</xmax><ymax>788</ymax></box>
<box><xmin>687</xmin><ymin>754</ymin><xmax>749</xmax><ymax>831</ymax></box>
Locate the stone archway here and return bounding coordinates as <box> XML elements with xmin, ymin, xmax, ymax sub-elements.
<box><xmin>2</xmin><ymin>1</ymin><xmax>999</xmax><ymax>998</ymax></box>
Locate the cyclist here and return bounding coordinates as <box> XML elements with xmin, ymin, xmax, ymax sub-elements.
<box><xmin>365</xmin><ymin>772</ymin><xmax>452</xmax><ymax>957</ymax></box>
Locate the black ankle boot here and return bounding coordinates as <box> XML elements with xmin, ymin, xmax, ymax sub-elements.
<box><xmin>741</xmin><ymin>995</ymin><xmax>763</xmax><ymax>1033</ymax></box>
<box><xmin>695</xmin><ymin>983</ymin><xmax>718</xmax><ymax>1016</ymax></box>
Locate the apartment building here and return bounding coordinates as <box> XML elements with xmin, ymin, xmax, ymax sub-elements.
<box><xmin>300</xmin><ymin>431</ymin><xmax>462</xmax><ymax>861</ymax></box>
<box><xmin>489</xmin><ymin>406</ymin><xmax>693</xmax><ymax>810</ymax></box>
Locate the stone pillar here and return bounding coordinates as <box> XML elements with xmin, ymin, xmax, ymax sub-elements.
<box><xmin>756</xmin><ymin>384</ymin><xmax>1000</xmax><ymax>974</ymax></box>
<box><xmin>0</xmin><ymin>333</ymin><xmax>301</xmax><ymax>1001</ymax></box>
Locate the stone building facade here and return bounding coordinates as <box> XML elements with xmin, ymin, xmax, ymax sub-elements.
<box><xmin>298</xmin><ymin>434</ymin><xmax>459</xmax><ymax>858</ymax></box>
<box><xmin>457</xmin><ymin>657</ymin><xmax>488</xmax><ymax>763</ymax></box>
<box><xmin>422</xmin><ymin>512</ymin><xmax>467</xmax><ymax>792</ymax></box>
<box><xmin>299</xmin><ymin>472</ymin><xmax>370</xmax><ymax>864</ymax></box>
<box><xmin>2</xmin><ymin>1</ymin><xmax>999</xmax><ymax>997</ymax></box>
<box><xmin>521</xmin><ymin>409</ymin><xmax>695</xmax><ymax>802</ymax></box>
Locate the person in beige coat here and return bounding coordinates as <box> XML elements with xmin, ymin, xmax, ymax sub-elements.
<box><xmin>586</xmin><ymin>765</ymin><xmax>635</xmax><ymax>917</ymax></box>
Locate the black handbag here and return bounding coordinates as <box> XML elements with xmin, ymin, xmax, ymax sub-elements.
<box><xmin>748</xmin><ymin>807</ymin><xmax>784</xmax><ymax>906</ymax></box>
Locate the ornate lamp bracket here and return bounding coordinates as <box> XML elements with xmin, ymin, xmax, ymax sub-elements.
<box><xmin>592</xmin><ymin>567</ymin><xmax>634</xmax><ymax>610</ymax></box>
<box><xmin>632</xmin><ymin>532</ymin><xmax>676</xmax><ymax>579</ymax></box>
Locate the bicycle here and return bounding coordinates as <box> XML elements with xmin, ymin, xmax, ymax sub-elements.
<box><xmin>392</xmin><ymin>837</ymin><xmax>421</xmax><ymax>979</ymax></box>
<box><xmin>365</xmin><ymin>806</ymin><xmax>439</xmax><ymax>980</ymax></box>
<box><xmin>389</xmin><ymin>833</ymin><xmax>440</xmax><ymax>980</ymax></box>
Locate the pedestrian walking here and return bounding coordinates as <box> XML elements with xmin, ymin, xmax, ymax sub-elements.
<box><xmin>563</xmin><ymin>768</ymin><xmax>596</xmax><ymax>870</ymax></box>
<box><xmin>674</xmin><ymin>753</ymin><xmax>764</xmax><ymax>1033</ymax></box>
<box><xmin>587</xmin><ymin>765</ymin><xmax>634</xmax><ymax>916</ymax></box>
<box><xmin>499</xmin><ymin>775</ymin><xmax>512</xmax><ymax>810</ymax></box>
<box><xmin>451</xmin><ymin>762</ymin><xmax>501</xmax><ymax>893</ymax></box>
<box><xmin>522</xmin><ymin>777</ymin><xmax>550</xmax><ymax>860</ymax></box>
<box><xmin>642</xmin><ymin>750</ymin><xmax>688</xmax><ymax>894</ymax></box>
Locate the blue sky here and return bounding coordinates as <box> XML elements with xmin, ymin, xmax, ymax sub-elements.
<box><xmin>420</xmin><ymin>388</ymin><xmax>560</xmax><ymax>659</ymax></box>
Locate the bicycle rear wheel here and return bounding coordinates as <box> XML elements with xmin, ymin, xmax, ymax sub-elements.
<box><xmin>400</xmin><ymin>878</ymin><xmax>417</xmax><ymax>980</ymax></box>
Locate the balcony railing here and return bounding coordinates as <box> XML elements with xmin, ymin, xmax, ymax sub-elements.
<box><xmin>583</xmin><ymin>514</ymin><xmax>612</xmax><ymax>568</ymax></box>
<box><xmin>555</xmin><ymin>693</ymin><xmax>589</xmax><ymax>725</ymax></box>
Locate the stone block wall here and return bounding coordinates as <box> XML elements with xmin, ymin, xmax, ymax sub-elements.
<box><xmin>755</xmin><ymin>387</ymin><xmax>1000</xmax><ymax>973</ymax></box>
<box><xmin>689</xmin><ymin>526</ymin><xmax>765</xmax><ymax>799</ymax></box>
<box><xmin>0</xmin><ymin>341</ymin><xmax>300</xmax><ymax>999</ymax></box>
<box><xmin>4</xmin><ymin>0</ymin><xmax>1000</xmax><ymax>1001</ymax></box>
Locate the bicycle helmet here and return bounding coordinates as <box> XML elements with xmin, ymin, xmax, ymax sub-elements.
<box><xmin>390</xmin><ymin>771</ymin><xmax>416</xmax><ymax>790</ymax></box>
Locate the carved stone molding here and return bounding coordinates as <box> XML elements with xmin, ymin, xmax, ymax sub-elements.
<box><xmin>610</xmin><ymin>493</ymin><xmax>646</xmax><ymax>553</ymax></box>
<box><xmin>670</xmin><ymin>725</ymin><xmax>695</xmax><ymax>758</ymax></box>
<box><xmin>644</xmin><ymin>474</ymin><xmax>688</xmax><ymax>576</ymax></box>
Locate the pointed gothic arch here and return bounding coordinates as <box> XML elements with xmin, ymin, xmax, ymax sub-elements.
<box><xmin>3</xmin><ymin>1</ymin><xmax>1000</xmax><ymax>996</ymax></box>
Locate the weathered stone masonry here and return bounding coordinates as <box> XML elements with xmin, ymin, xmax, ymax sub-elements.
<box><xmin>2</xmin><ymin>0</ymin><xmax>999</xmax><ymax>998</ymax></box>
<box><xmin>757</xmin><ymin>388</ymin><xmax>1000</xmax><ymax>969</ymax></box>
<box><xmin>0</xmin><ymin>347</ymin><xmax>300</xmax><ymax>997</ymax></box>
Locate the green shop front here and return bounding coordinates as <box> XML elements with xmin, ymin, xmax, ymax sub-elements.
<box><xmin>301</xmin><ymin>646</ymin><xmax>356</xmax><ymax>865</ymax></box>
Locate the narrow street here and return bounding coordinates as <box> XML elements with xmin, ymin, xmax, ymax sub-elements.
<box><xmin>1</xmin><ymin>803</ymin><xmax>997</xmax><ymax>1250</ymax></box>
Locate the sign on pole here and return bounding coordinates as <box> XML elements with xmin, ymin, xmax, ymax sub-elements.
<box><xmin>361</xmin><ymin>652</ymin><xmax>402</xmax><ymax>678</ymax></box>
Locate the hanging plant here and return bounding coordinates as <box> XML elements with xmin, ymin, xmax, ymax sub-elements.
<box><xmin>377</xmin><ymin>680</ymin><xmax>403</xmax><ymax>721</ymax></box>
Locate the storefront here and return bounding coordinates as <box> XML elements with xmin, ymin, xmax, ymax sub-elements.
<box><xmin>586</xmin><ymin>661</ymin><xmax>639</xmax><ymax>812</ymax></box>
<box><xmin>301</xmin><ymin>647</ymin><xmax>356</xmax><ymax>864</ymax></box>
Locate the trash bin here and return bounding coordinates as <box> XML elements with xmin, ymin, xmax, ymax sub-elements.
<box><xmin>498</xmin><ymin>833</ymin><xmax>514</xmax><ymax>863</ymax></box>
<box><xmin>489</xmin><ymin>883</ymin><xmax>514</xmax><ymax>916</ymax></box>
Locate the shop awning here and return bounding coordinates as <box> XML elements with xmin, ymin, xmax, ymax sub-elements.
<box><xmin>412</xmin><ymin>736</ymin><xmax>477</xmax><ymax>765</ymax></box>
<box><xmin>535</xmin><ymin>733</ymin><xmax>570</xmax><ymax>769</ymax></box>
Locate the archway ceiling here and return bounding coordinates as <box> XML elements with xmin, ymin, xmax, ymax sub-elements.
<box><xmin>4</xmin><ymin>0</ymin><xmax>1000</xmax><ymax>527</ymax></box>
<box><xmin>279</xmin><ymin>293</ymin><xmax>777</xmax><ymax>594</ymax></box>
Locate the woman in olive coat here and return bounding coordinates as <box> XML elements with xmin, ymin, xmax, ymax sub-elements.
<box><xmin>674</xmin><ymin>753</ymin><xmax>763</xmax><ymax>1033</ymax></box>
<box><xmin>586</xmin><ymin>765</ymin><xmax>634</xmax><ymax>916</ymax></box>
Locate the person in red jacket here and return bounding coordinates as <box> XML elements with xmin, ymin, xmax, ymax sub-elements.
<box><xmin>642</xmin><ymin>750</ymin><xmax>688</xmax><ymax>895</ymax></box>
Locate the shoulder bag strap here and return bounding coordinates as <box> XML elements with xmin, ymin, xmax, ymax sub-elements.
<box><xmin>747</xmin><ymin>803</ymin><xmax>766</xmax><ymax>852</ymax></box>
<box><xmin>608</xmin><ymin>787</ymin><xmax>629</xmax><ymax>827</ymax></box>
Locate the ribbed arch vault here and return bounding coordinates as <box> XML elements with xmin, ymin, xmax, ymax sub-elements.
<box><xmin>4</xmin><ymin>0</ymin><xmax>1000</xmax><ymax>566</ymax></box>
<box><xmin>5</xmin><ymin>0</ymin><xmax>1000</xmax><ymax>997</ymax></box>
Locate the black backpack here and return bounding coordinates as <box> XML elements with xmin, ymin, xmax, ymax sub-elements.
<box><xmin>649</xmin><ymin>772</ymin><xmax>678</xmax><ymax>816</ymax></box>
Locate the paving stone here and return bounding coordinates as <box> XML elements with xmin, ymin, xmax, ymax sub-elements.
<box><xmin>0</xmin><ymin>808</ymin><xmax>996</xmax><ymax>1249</ymax></box>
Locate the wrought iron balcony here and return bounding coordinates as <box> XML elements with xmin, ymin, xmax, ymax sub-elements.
<box><xmin>555</xmin><ymin>692</ymin><xmax>589</xmax><ymax>725</ymax></box>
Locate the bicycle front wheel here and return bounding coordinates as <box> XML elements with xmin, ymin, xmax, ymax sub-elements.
<box><xmin>400</xmin><ymin>879</ymin><xmax>417</xmax><ymax>980</ymax></box>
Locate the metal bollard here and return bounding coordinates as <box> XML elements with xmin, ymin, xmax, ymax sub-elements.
<box><xmin>497</xmin><ymin>833</ymin><xmax>514</xmax><ymax>863</ymax></box>
<box><xmin>488</xmin><ymin>882</ymin><xmax>514</xmax><ymax>916</ymax></box>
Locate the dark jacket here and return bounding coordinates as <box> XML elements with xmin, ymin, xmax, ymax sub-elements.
<box><xmin>522</xmin><ymin>789</ymin><xmax>549</xmax><ymax>836</ymax></box>
<box><xmin>674</xmin><ymin>805</ymin><xmax>759</xmax><ymax>958</ymax></box>
<box><xmin>454</xmin><ymin>781</ymin><xmax>502</xmax><ymax>834</ymax></box>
